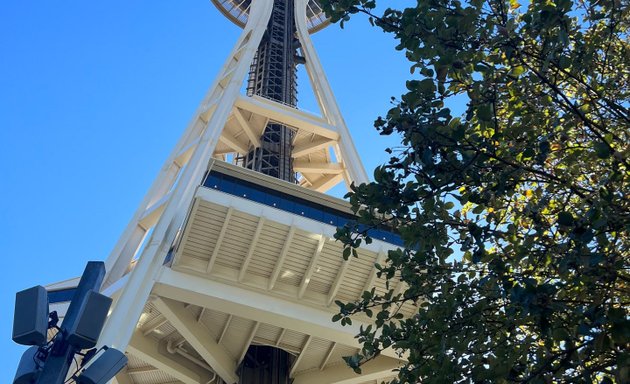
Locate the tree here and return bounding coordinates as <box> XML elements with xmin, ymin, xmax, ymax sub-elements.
<box><xmin>321</xmin><ymin>0</ymin><xmax>629</xmax><ymax>382</ymax></box>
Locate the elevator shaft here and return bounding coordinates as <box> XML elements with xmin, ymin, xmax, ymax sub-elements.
<box><xmin>244</xmin><ymin>0</ymin><xmax>298</xmax><ymax>182</ymax></box>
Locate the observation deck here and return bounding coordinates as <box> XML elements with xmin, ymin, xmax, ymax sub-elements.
<box><xmin>211</xmin><ymin>0</ymin><xmax>330</xmax><ymax>33</ymax></box>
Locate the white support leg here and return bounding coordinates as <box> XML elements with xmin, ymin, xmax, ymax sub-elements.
<box><xmin>294</xmin><ymin>0</ymin><xmax>369</xmax><ymax>186</ymax></box>
<box><xmin>102</xmin><ymin>0</ymin><xmax>284</xmax><ymax>288</ymax></box>
<box><xmin>98</xmin><ymin>0</ymin><xmax>275</xmax><ymax>353</ymax></box>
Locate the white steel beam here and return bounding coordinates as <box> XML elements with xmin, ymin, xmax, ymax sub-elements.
<box><xmin>292</xmin><ymin>355</ymin><xmax>401</xmax><ymax>384</ymax></box>
<box><xmin>141</xmin><ymin>314</ymin><xmax>168</xmax><ymax>336</ymax></box>
<box><xmin>360</xmin><ymin>251</ymin><xmax>386</xmax><ymax>300</ymax></box>
<box><xmin>127</xmin><ymin>332</ymin><xmax>204</xmax><ymax>384</ymax></box>
<box><xmin>207</xmin><ymin>207</ymin><xmax>233</xmax><ymax>273</ymax></box>
<box><xmin>174</xmin><ymin>138</ymin><xmax>200</xmax><ymax>167</ymax></box>
<box><xmin>219</xmin><ymin>132</ymin><xmax>249</xmax><ymax>154</ymax></box>
<box><xmin>275</xmin><ymin>328</ymin><xmax>286</xmax><ymax>346</ymax></box>
<box><xmin>310</xmin><ymin>173</ymin><xmax>344</xmax><ymax>193</ymax></box>
<box><xmin>293</xmin><ymin>161</ymin><xmax>344</xmax><ymax>174</ymax></box>
<box><xmin>319</xmin><ymin>342</ymin><xmax>336</xmax><ymax>370</ymax></box>
<box><xmin>293</xmin><ymin>0</ymin><xmax>369</xmax><ymax>186</ymax></box>
<box><xmin>290</xmin><ymin>335</ymin><xmax>312</xmax><ymax>377</ymax></box>
<box><xmin>268</xmin><ymin>225</ymin><xmax>295</xmax><ymax>290</ymax></box>
<box><xmin>238</xmin><ymin>217</ymin><xmax>266</xmax><ymax>282</ymax></box>
<box><xmin>293</xmin><ymin>137</ymin><xmax>335</xmax><ymax>158</ymax></box>
<box><xmin>138</xmin><ymin>193</ymin><xmax>170</xmax><ymax>230</ymax></box>
<box><xmin>327</xmin><ymin>258</ymin><xmax>351</xmax><ymax>306</ymax></box>
<box><xmin>153</xmin><ymin>297</ymin><xmax>238</xmax><ymax>384</ymax></box>
<box><xmin>233</xmin><ymin>107</ymin><xmax>261</xmax><ymax>147</ymax></box>
<box><xmin>218</xmin><ymin>314</ymin><xmax>233</xmax><ymax>344</ymax></box>
<box><xmin>235</xmin><ymin>95</ymin><xmax>339</xmax><ymax>140</ymax></box>
<box><xmin>99</xmin><ymin>0</ymin><xmax>275</xmax><ymax>352</ymax></box>
<box><xmin>197</xmin><ymin>307</ymin><xmax>206</xmax><ymax>322</ymax></box>
<box><xmin>299</xmin><ymin>235</ymin><xmax>326</xmax><ymax>299</ymax></box>
<box><xmin>238</xmin><ymin>321</ymin><xmax>260</xmax><ymax>363</ymax></box>
<box><xmin>154</xmin><ymin>268</ymin><xmax>401</xmax><ymax>360</ymax></box>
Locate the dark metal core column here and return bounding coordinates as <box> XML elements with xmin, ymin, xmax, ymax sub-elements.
<box><xmin>238</xmin><ymin>345</ymin><xmax>292</xmax><ymax>384</ymax></box>
<box><xmin>238</xmin><ymin>3</ymin><xmax>300</xmax><ymax>381</ymax></box>
<box><xmin>244</xmin><ymin>0</ymin><xmax>298</xmax><ymax>182</ymax></box>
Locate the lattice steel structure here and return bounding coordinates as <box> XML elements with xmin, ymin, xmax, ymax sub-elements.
<box><xmin>39</xmin><ymin>1</ymin><xmax>411</xmax><ymax>384</ymax></box>
<box><xmin>242</xmin><ymin>0</ymin><xmax>300</xmax><ymax>182</ymax></box>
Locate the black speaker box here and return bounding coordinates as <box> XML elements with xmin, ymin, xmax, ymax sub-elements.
<box><xmin>13</xmin><ymin>346</ymin><xmax>42</xmax><ymax>384</ymax></box>
<box><xmin>13</xmin><ymin>286</ymin><xmax>49</xmax><ymax>346</ymax></box>
<box><xmin>66</xmin><ymin>290</ymin><xmax>112</xmax><ymax>349</ymax></box>
<box><xmin>77</xmin><ymin>348</ymin><xmax>127</xmax><ymax>384</ymax></box>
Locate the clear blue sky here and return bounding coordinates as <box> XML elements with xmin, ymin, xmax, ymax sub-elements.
<box><xmin>0</xmin><ymin>1</ymin><xmax>410</xmax><ymax>379</ymax></box>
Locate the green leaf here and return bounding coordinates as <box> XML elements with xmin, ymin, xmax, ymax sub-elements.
<box><xmin>343</xmin><ymin>247</ymin><xmax>351</xmax><ymax>260</ymax></box>
<box><xmin>557</xmin><ymin>212</ymin><xmax>574</xmax><ymax>226</ymax></box>
<box><xmin>594</xmin><ymin>142</ymin><xmax>612</xmax><ymax>158</ymax></box>
<box><xmin>418</xmin><ymin>78</ymin><xmax>436</xmax><ymax>94</ymax></box>
<box><xmin>510</xmin><ymin>66</ymin><xmax>526</xmax><ymax>76</ymax></box>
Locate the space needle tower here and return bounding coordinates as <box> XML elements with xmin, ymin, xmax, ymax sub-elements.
<box><xmin>41</xmin><ymin>1</ymin><xmax>410</xmax><ymax>383</ymax></box>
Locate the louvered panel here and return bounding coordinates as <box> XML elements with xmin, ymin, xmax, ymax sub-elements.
<box><xmin>400</xmin><ymin>298</ymin><xmax>418</xmax><ymax>317</ymax></box>
<box><xmin>307</xmin><ymin>242</ymin><xmax>343</xmax><ymax>295</ymax></box>
<box><xmin>183</xmin><ymin>237</ymin><xmax>215</xmax><ymax>259</ymax></box>
<box><xmin>216</xmin><ymin>236</ymin><xmax>250</xmax><ymax>269</ymax></box>
<box><xmin>181</xmin><ymin>243</ymin><xmax>213</xmax><ymax>261</ymax></box>
<box><xmin>221</xmin><ymin>316</ymin><xmax>256</xmax><ymax>359</ymax></box>
<box><xmin>187</xmin><ymin>212</ymin><xmax>224</xmax><ymax>233</ymax></box>
<box><xmin>129</xmin><ymin>368</ymin><xmax>178</xmax><ymax>384</ymax></box>
<box><xmin>279</xmin><ymin>232</ymin><xmax>318</xmax><ymax>286</ymax></box>
<box><xmin>197</xmin><ymin>200</ymin><xmax>230</xmax><ymax>217</ymax></box>
<box><xmin>187</xmin><ymin>226</ymin><xmax>221</xmax><ymax>244</ymax></box>
<box><xmin>138</xmin><ymin>302</ymin><xmax>160</xmax><ymax>329</ymax></box>
<box><xmin>177</xmin><ymin>255</ymin><xmax>209</xmax><ymax>272</ymax></box>
<box><xmin>293</xmin><ymin>337</ymin><xmax>331</xmax><ymax>374</ymax></box>
<box><xmin>336</xmin><ymin>254</ymin><xmax>377</xmax><ymax>302</ymax></box>
<box><xmin>126</xmin><ymin>353</ymin><xmax>150</xmax><ymax>369</ymax></box>
<box><xmin>177</xmin><ymin>202</ymin><xmax>227</xmax><ymax>266</ymax></box>
<box><xmin>230</xmin><ymin>209</ymin><xmax>261</xmax><ymax>224</ymax></box>
<box><xmin>126</xmin><ymin>353</ymin><xmax>179</xmax><ymax>384</ymax></box>
<box><xmin>335</xmin><ymin>273</ymin><xmax>365</xmax><ymax>302</ymax></box>
<box><xmin>324</xmin><ymin>344</ymin><xmax>358</xmax><ymax>369</ymax></box>
<box><xmin>215</xmin><ymin>212</ymin><xmax>257</xmax><ymax>270</ymax></box>
<box><xmin>191</xmin><ymin>206</ymin><xmax>227</xmax><ymax>224</ymax></box>
<box><xmin>200</xmin><ymin>308</ymin><xmax>231</xmax><ymax>340</ymax></box>
<box><xmin>278</xmin><ymin>328</ymin><xmax>308</xmax><ymax>351</ymax></box>
<box><xmin>246</xmin><ymin>242</ymin><xmax>283</xmax><ymax>278</ymax></box>
<box><xmin>193</xmin><ymin>205</ymin><xmax>230</xmax><ymax>234</ymax></box>
<box><xmin>334</xmin><ymin>286</ymin><xmax>362</xmax><ymax>303</ymax></box>
<box><xmin>291</xmin><ymin>231</ymin><xmax>320</xmax><ymax>253</ymax></box>
<box><xmin>253</xmin><ymin>322</ymin><xmax>283</xmax><ymax>345</ymax></box>
<box><xmin>372</xmin><ymin>274</ymin><xmax>394</xmax><ymax>297</ymax></box>
<box><xmin>186</xmin><ymin>304</ymin><xmax>204</xmax><ymax>322</ymax></box>
<box><xmin>152</xmin><ymin>319</ymin><xmax>178</xmax><ymax>340</ymax></box>
<box><xmin>245</xmin><ymin>226</ymin><xmax>286</xmax><ymax>278</ymax></box>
